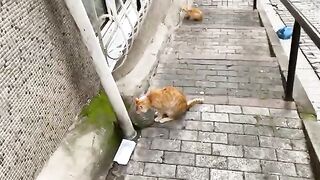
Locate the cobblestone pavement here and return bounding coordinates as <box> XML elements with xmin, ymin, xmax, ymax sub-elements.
<box><xmin>107</xmin><ymin>1</ymin><xmax>315</xmax><ymax>180</ymax></box>
<box><xmin>267</xmin><ymin>0</ymin><xmax>320</xmax><ymax>77</ymax></box>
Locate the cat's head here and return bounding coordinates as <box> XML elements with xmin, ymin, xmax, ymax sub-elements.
<box><xmin>134</xmin><ymin>96</ymin><xmax>151</xmax><ymax>114</ymax></box>
<box><xmin>181</xmin><ymin>6</ymin><xmax>189</xmax><ymax>12</ymax></box>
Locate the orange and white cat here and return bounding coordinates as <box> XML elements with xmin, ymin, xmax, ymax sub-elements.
<box><xmin>181</xmin><ymin>6</ymin><xmax>203</xmax><ymax>21</ymax></box>
<box><xmin>135</xmin><ymin>86</ymin><xmax>203</xmax><ymax>123</ymax></box>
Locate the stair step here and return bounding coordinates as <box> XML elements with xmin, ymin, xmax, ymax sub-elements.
<box><xmin>195</xmin><ymin>0</ymin><xmax>254</xmax><ymax>10</ymax></box>
<box><xmin>182</xmin><ymin>8</ymin><xmax>261</xmax><ymax>27</ymax></box>
<box><xmin>177</xmin><ymin>53</ymin><xmax>276</xmax><ymax>61</ymax></box>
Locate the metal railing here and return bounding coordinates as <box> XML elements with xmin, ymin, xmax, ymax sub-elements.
<box><xmin>85</xmin><ymin>0</ymin><xmax>152</xmax><ymax>71</ymax></box>
<box><xmin>279</xmin><ymin>0</ymin><xmax>320</xmax><ymax>101</ymax></box>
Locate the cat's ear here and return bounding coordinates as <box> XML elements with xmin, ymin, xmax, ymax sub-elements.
<box><xmin>134</xmin><ymin>98</ymin><xmax>139</xmax><ymax>103</ymax></box>
<box><xmin>181</xmin><ymin>5</ymin><xmax>188</xmax><ymax>11</ymax></box>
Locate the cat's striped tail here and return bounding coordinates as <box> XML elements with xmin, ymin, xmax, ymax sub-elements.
<box><xmin>187</xmin><ymin>98</ymin><xmax>204</xmax><ymax>109</ymax></box>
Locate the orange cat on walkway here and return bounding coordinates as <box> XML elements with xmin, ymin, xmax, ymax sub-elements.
<box><xmin>135</xmin><ymin>86</ymin><xmax>203</xmax><ymax>123</ymax></box>
<box><xmin>181</xmin><ymin>6</ymin><xmax>203</xmax><ymax>21</ymax></box>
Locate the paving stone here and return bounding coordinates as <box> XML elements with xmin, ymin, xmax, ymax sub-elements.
<box><xmin>242</xmin><ymin>106</ymin><xmax>270</xmax><ymax>116</ymax></box>
<box><xmin>132</xmin><ymin>148</ymin><xmax>163</xmax><ymax>163</ymax></box>
<box><xmin>203</xmin><ymin>95</ymin><xmax>229</xmax><ymax>104</ymax></box>
<box><xmin>228</xmin><ymin>157</ymin><xmax>261</xmax><ymax>172</ymax></box>
<box><xmin>181</xmin><ymin>141</ymin><xmax>211</xmax><ymax>154</ymax></box>
<box><xmin>185</xmin><ymin>111</ymin><xmax>201</xmax><ymax>120</ymax></box>
<box><xmin>173</xmin><ymin>79</ymin><xmax>195</xmax><ymax>87</ymax></box>
<box><xmin>291</xmin><ymin>139</ymin><xmax>308</xmax><ymax>151</ymax></box>
<box><xmin>195</xmin><ymin>81</ymin><xmax>217</xmax><ymax>88</ymax></box>
<box><xmin>212</xmin><ymin>144</ymin><xmax>243</xmax><ymax>157</ymax></box>
<box><xmin>244</xmin><ymin>173</ymin><xmax>278</xmax><ymax>180</ymax></box>
<box><xmin>136</xmin><ymin>138</ymin><xmax>152</xmax><ymax>149</ymax></box>
<box><xmin>143</xmin><ymin>163</ymin><xmax>176</xmax><ymax>178</ymax></box>
<box><xmin>189</xmin><ymin>104</ymin><xmax>215</xmax><ymax>112</ymax></box>
<box><xmin>276</xmin><ymin>150</ymin><xmax>310</xmax><ymax>164</ymax></box>
<box><xmin>228</xmin><ymin>97</ymin><xmax>297</xmax><ymax>110</ymax></box>
<box><xmin>278</xmin><ymin>176</ymin><xmax>311</xmax><ymax>180</ymax></box>
<box><xmin>256</xmin><ymin>116</ymin><xmax>288</xmax><ymax>127</ymax></box>
<box><xmin>177</xmin><ymin>165</ymin><xmax>209</xmax><ymax>180</ymax></box>
<box><xmin>215</xmin><ymin>105</ymin><xmax>242</xmax><ymax>114</ymax></box>
<box><xmin>207</xmin><ymin>75</ymin><xmax>227</xmax><ymax>82</ymax></box>
<box><xmin>126</xmin><ymin>161</ymin><xmax>144</xmax><ymax>175</ymax></box>
<box><xmin>217</xmin><ymin>70</ymin><xmax>238</xmax><ymax>76</ymax></box>
<box><xmin>269</xmin><ymin>109</ymin><xmax>300</xmax><ymax>118</ymax></box>
<box><xmin>228</xmin><ymin>76</ymin><xmax>250</xmax><ymax>83</ymax></box>
<box><xmin>202</xmin><ymin>112</ymin><xmax>229</xmax><ymax>122</ymax></box>
<box><xmin>141</xmin><ymin>128</ymin><xmax>169</xmax><ymax>138</ymax></box>
<box><xmin>169</xmin><ymin>130</ymin><xmax>198</xmax><ymax>141</ymax></box>
<box><xmin>228</xmin><ymin>134</ymin><xmax>259</xmax><ymax>146</ymax></box>
<box><xmin>211</xmin><ymin>169</ymin><xmax>244</xmax><ymax>180</ymax></box>
<box><xmin>229</xmin><ymin>114</ymin><xmax>257</xmax><ymax>124</ymax></box>
<box><xmin>205</xmin><ymin>88</ymin><xmax>228</xmax><ymax>95</ymax></box>
<box><xmin>274</xmin><ymin>128</ymin><xmax>305</xmax><ymax>140</ymax></box>
<box><xmin>215</xmin><ymin>122</ymin><xmax>244</xmax><ymax>134</ymax></box>
<box><xmin>198</xmin><ymin>131</ymin><xmax>228</xmax><ymax>143</ymax></box>
<box><xmin>184</xmin><ymin>87</ymin><xmax>205</xmax><ymax>94</ymax></box>
<box><xmin>244</xmin><ymin>124</ymin><xmax>274</xmax><ymax>136</ymax></box>
<box><xmin>296</xmin><ymin>164</ymin><xmax>314</xmax><ymax>178</ymax></box>
<box><xmin>259</xmin><ymin>136</ymin><xmax>292</xmax><ymax>149</ymax></box>
<box><xmin>244</xmin><ymin>146</ymin><xmax>276</xmax><ymax>160</ymax></box>
<box><xmin>217</xmin><ymin>82</ymin><xmax>239</xmax><ymax>89</ymax></box>
<box><xmin>164</xmin><ymin>152</ymin><xmax>195</xmax><ymax>165</ymax></box>
<box><xmin>196</xmin><ymin>155</ymin><xmax>227</xmax><ymax>169</ymax></box>
<box><xmin>261</xmin><ymin>160</ymin><xmax>297</xmax><ymax>176</ymax></box>
<box><xmin>150</xmin><ymin>139</ymin><xmax>181</xmax><ymax>151</ymax></box>
<box><xmin>185</xmin><ymin>121</ymin><xmax>214</xmax><ymax>131</ymax></box>
<box><xmin>124</xmin><ymin>175</ymin><xmax>157</xmax><ymax>180</ymax></box>
<box><xmin>286</xmin><ymin>118</ymin><xmax>303</xmax><ymax>129</ymax></box>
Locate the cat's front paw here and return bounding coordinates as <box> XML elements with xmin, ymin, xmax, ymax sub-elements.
<box><xmin>159</xmin><ymin>117</ymin><xmax>173</xmax><ymax>123</ymax></box>
<box><xmin>154</xmin><ymin>116</ymin><xmax>161</xmax><ymax>122</ymax></box>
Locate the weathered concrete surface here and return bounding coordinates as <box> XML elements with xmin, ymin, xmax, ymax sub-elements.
<box><xmin>108</xmin><ymin>0</ymin><xmax>316</xmax><ymax>179</ymax></box>
<box><xmin>115</xmin><ymin>0</ymin><xmax>193</xmax><ymax>98</ymax></box>
<box><xmin>304</xmin><ymin>120</ymin><xmax>320</xmax><ymax>179</ymax></box>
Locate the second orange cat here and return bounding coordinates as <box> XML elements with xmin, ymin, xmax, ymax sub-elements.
<box><xmin>181</xmin><ymin>6</ymin><xmax>203</xmax><ymax>21</ymax></box>
<box><xmin>135</xmin><ymin>86</ymin><xmax>203</xmax><ymax>123</ymax></box>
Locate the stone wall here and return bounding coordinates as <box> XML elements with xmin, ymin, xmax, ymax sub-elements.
<box><xmin>0</xmin><ymin>1</ymin><xmax>100</xmax><ymax>179</ymax></box>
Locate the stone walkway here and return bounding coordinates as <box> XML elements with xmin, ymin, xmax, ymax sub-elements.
<box><xmin>108</xmin><ymin>1</ymin><xmax>315</xmax><ymax>180</ymax></box>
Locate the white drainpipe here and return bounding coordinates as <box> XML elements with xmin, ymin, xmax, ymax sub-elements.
<box><xmin>64</xmin><ymin>0</ymin><xmax>137</xmax><ymax>139</ymax></box>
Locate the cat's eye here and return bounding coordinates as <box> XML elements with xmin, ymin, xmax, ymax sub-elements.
<box><xmin>139</xmin><ymin>106</ymin><xmax>143</xmax><ymax>108</ymax></box>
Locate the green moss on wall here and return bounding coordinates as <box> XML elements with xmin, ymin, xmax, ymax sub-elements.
<box><xmin>79</xmin><ymin>90</ymin><xmax>122</xmax><ymax>178</ymax></box>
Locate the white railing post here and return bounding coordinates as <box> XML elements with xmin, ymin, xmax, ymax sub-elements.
<box><xmin>64</xmin><ymin>0</ymin><xmax>137</xmax><ymax>139</ymax></box>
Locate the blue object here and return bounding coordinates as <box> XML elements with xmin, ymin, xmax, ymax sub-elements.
<box><xmin>276</xmin><ymin>26</ymin><xmax>293</xmax><ymax>39</ymax></box>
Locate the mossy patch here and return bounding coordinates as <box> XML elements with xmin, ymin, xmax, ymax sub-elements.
<box><xmin>79</xmin><ymin>90</ymin><xmax>122</xmax><ymax>178</ymax></box>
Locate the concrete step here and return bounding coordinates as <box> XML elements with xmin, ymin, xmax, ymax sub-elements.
<box><xmin>303</xmin><ymin>120</ymin><xmax>320</xmax><ymax>179</ymax></box>
<box><xmin>195</xmin><ymin>0</ymin><xmax>255</xmax><ymax>10</ymax></box>
<box><xmin>182</xmin><ymin>8</ymin><xmax>261</xmax><ymax>27</ymax></box>
<box><xmin>171</xmin><ymin>26</ymin><xmax>271</xmax><ymax>56</ymax></box>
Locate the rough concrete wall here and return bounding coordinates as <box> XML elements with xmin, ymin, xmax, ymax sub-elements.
<box><xmin>0</xmin><ymin>1</ymin><xmax>100</xmax><ymax>179</ymax></box>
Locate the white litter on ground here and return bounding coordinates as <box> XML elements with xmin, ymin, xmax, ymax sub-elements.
<box><xmin>113</xmin><ymin>139</ymin><xmax>136</xmax><ymax>165</ymax></box>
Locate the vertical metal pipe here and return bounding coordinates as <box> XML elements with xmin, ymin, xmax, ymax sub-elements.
<box><xmin>285</xmin><ymin>21</ymin><xmax>301</xmax><ymax>101</ymax></box>
<box><xmin>64</xmin><ymin>0</ymin><xmax>137</xmax><ymax>139</ymax></box>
